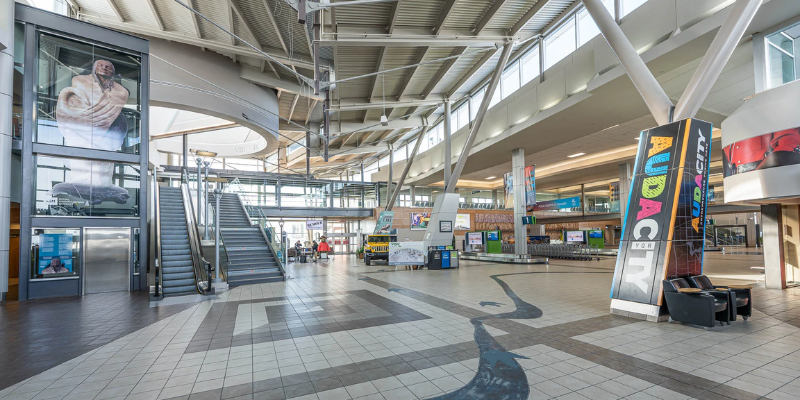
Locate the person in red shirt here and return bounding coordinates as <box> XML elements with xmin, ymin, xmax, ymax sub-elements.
<box><xmin>723</xmin><ymin>128</ymin><xmax>800</xmax><ymax>175</ymax></box>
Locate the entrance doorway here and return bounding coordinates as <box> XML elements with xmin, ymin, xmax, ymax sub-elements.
<box><xmin>83</xmin><ymin>228</ymin><xmax>131</xmax><ymax>294</ymax></box>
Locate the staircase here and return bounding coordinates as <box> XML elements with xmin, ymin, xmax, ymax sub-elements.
<box><xmin>211</xmin><ymin>193</ymin><xmax>284</xmax><ymax>286</ymax></box>
<box><xmin>158</xmin><ymin>186</ymin><xmax>199</xmax><ymax>296</ymax></box>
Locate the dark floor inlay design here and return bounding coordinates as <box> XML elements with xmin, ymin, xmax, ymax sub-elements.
<box><xmin>184</xmin><ymin>290</ymin><xmax>430</xmax><ymax>353</ymax></box>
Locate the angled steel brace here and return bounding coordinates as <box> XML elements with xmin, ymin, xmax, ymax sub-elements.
<box><xmin>386</xmin><ymin>125</ymin><xmax>429</xmax><ymax>211</ymax></box>
<box><xmin>673</xmin><ymin>0</ymin><xmax>763</xmax><ymax>120</ymax></box>
<box><xmin>583</xmin><ymin>0</ymin><xmax>673</xmax><ymax>126</ymax></box>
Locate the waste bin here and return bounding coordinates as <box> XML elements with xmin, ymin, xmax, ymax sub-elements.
<box><xmin>441</xmin><ymin>250</ymin><xmax>450</xmax><ymax>268</ymax></box>
<box><xmin>427</xmin><ymin>249</ymin><xmax>442</xmax><ymax>270</ymax></box>
<box><xmin>449</xmin><ymin>251</ymin><xmax>459</xmax><ymax>268</ymax></box>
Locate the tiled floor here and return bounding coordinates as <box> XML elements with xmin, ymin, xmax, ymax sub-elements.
<box><xmin>2</xmin><ymin>251</ymin><xmax>800</xmax><ymax>400</ymax></box>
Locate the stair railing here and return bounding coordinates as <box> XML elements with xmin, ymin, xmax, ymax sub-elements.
<box><xmin>224</xmin><ymin>178</ymin><xmax>285</xmax><ymax>275</ymax></box>
<box><xmin>180</xmin><ymin>169</ymin><xmax>210</xmax><ymax>293</ymax></box>
<box><xmin>153</xmin><ymin>166</ymin><xmax>163</xmax><ymax>298</ymax></box>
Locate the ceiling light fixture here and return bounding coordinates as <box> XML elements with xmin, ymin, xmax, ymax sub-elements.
<box><xmin>486</xmin><ymin>176</ymin><xmax>496</xmax><ymax>179</ymax></box>
<box><xmin>567</xmin><ymin>153</ymin><xmax>585</xmax><ymax>158</ymax></box>
<box><xmin>192</xmin><ymin>149</ymin><xmax>218</xmax><ymax>157</ymax></box>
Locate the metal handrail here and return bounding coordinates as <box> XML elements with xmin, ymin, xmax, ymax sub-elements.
<box><xmin>180</xmin><ymin>169</ymin><xmax>209</xmax><ymax>293</ymax></box>
<box><xmin>153</xmin><ymin>167</ymin><xmax>163</xmax><ymax>298</ymax></box>
<box><xmin>225</xmin><ymin>178</ymin><xmax>285</xmax><ymax>273</ymax></box>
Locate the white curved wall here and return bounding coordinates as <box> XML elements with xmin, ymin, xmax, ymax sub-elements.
<box><xmin>721</xmin><ymin>79</ymin><xmax>800</xmax><ymax>203</ymax></box>
<box><xmin>148</xmin><ymin>38</ymin><xmax>280</xmax><ymax>157</ymax></box>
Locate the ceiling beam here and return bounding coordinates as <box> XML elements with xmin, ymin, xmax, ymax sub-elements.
<box><xmin>288</xmin><ymin>94</ymin><xmax>300</xmax><ymax>121</ymax></box>
<box><xmin>240</xmin><ymin>65</ymin><xmax>324</xmax><ymax>100</ymax></box>
<box><xmin>105</xmin><ymin>0</ymin><xmax>124</xmax><ymax>22</ymax></box>
<box><xmin>331</xmin><ymin>98</ymin><xmax>441</xmax><ymax>112</ymax></box>
<box><xmin>421</xmin><ymin>46</ymin><xmax>466</xmax><ymax>99</ymax></box>
<box><xmin>366</xmin><ymin>0</ymin><xmax>400</xmax><ymax>104</ymax></box>
<box><xmin>433</xmin><ymin>0</ymin><xmax>459</xmax><ymax>36</ymax></box>
<box><xmin>329</xmin><ymin>115</ymin><xmax>426</xmax><ymax>135</ymax></box>
<box><xmin>319</xmin><ymin>36</ymin><xmax>502</xmax><ymax>48</ymax></box>
<box><xmin>305</xmin><ymin>99</ymin><xmax>319</xmax><ymax>124</ymax></box>
<box><xmin>394</xmin><ymin>48</ymin><xmax>429</xmax><ymax>101</ymax></box>
<box><xmin>509</xmin><ymin>0</ymin><xmax>553</xmax><ymax>36</ymax></box>
<box><xmin>228</xmin><ymin>0</ymin><xmax>262</xmax><ymax>48</ymax></box>
<box><xmin>474</xmin><ymin>0</ymin><xmax>505</xmax><ymax>35</ymax></box>
<box><xmin>187</xmin><ymin>0</ymin><xmax>201</xmax><ymax>38</ymax></box>
<box><xmin>260</xmin><ymin>0</ymin><xmax>289</xmax><ymax>54</ymax></box>
<box><xmin>145</xmin><ymin>0</ymin><xmax>165</xmax><ymax>31</ymax></box>
<box><xmin>77</xmin><ymin>15</ymin><xmax>316</xmax><ymax>69</ymax></box>
<box><xmin>446</xmin><ymin>46</ymin><xmax>499</xmax><ymax>97</ymax></box>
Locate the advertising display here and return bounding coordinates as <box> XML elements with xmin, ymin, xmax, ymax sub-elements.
<box><xmin>467</xmin><ymin>232</ymin><xmax>483</xmax><ymax>245</ymax></box>
<box><xmin>410</xmin><ymin>212</ymin><xmax>431</xmax><ymax>230</ymax></box>
<box><xmin>708</xmin><ymin>186</ymin><xmax>716</xmax><ymax>205</ymax></box>
<box><xmin>374</xmin><ymin>211</ymin><xmax>395</xmax><ymax>234</ymax></box>
<box><xmin>566</xmin><ymin>231</ymin><xmax>585</xmax><ymax>243</ymax></box>
<box><xmin>528</xmin><ymin>196</ymin><xmax>580</xmax><ymax>212</ymax></box>
<box><xmin>524</xmin><ymin>165</ymin><xmax>536</xmax><ymax>206</ymax></box>
<box><xmin>306</xmin><ymin>220</ymin><xmax>323</xmax><ymax>230</ymax></box>
<box><xmin>503</xmin><ymin>172</ymin><xmax>513</xmax><ymax>209</ymax></box>
<box><xmin>589</xmin><ymin>230</ymin><xmax>603</xmax><ymax>239</ymax></box>
<box><xmin>36</xmin><ymin>33</ymin><xmax>142</xmax><ymax>208</ymax></box>
<box><xmin>38</xmin><ymin>233</ymin><xmax>74</xmax><ymax>275</ymax></box>
<box><xmin>722</xmin><ymin>128</ymin><xmax>800</xmax><ymax>177</ymax></box>
<box><xmin>487</xmin><ymin>231</ymin><xmax>499</xmax><ymax>241</ymax></box>
<box><xmin>612</xmin><ymin>119</ymin><xmax>712</xmax><ymax>306</ymax></box>
<box><xmin>388</xmin><ymin>242</ymin><xmax>425</xmax><ymax>266</ymax></box>
<box><xmin>455</xmin><ymin>214</ymin><xmax>471</xmax><ymax>230</ymax></box>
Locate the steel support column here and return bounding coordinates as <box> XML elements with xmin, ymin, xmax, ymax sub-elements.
<box><xmin>182</xmin><ymin>135</ymin><xmax>189</xmax><ymax>174</ymax></box>
<box><xmin>512</xmin><ymin>149</ymin><xmax>527</xmax><ymax>256</ymax></box>
<box><xmin>672</xmin><ymin>0</ymin><xmax>763</xmax><ymax>121</ymax></box>
<box><xmin>386</xmin><ymin>126</ymin><xmax>429</xmax><ymax>211</ymax></box>
<box><xmin>387</xmin><ymin>143</ymin><xmax>394</xmax><ymax>201</ymax></box>
<box><xmin>443</xmin><ymin>100</ymin><xmax>452</xmax><ymax>189</ymax></box>
<box><xmin>0</xmin><ymin>0</ymin><xmax>13</xmax><ymax>299</ymax></box>
<box><xmin>446</xmin><ymin>41</ymin><xmax>514</xmax><ymax>193</ymax></box>
<box><xmin>583</xmin><ymin>0</ymin><xmax>673</xmax><ymax>126</ymax></box>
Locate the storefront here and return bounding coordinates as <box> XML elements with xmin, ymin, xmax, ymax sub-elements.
<box><xmin>12</xmin><ymin>4</ymin><xmax>149</xmax><ymax>299</ymax></box>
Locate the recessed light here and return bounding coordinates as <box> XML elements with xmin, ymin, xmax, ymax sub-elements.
<box><xmin>486</xmin><ymin>176</ymin><xmax>496</xmax><ymax>179</ymax></box>
<box><xmin>635</xmin><ymin>136</ymin><xmax>640</xmax><ymax>140</ymax></box>
<box><xmin>567</xmin><ymin>153</ymin><xmax>585</xmax><ymax>158</ymax></box>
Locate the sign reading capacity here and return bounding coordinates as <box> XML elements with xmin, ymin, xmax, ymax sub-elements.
<box><xmin>611</xmin><ymin>119</ymin><xmax>712</xmax><ymax>306</ymax></box>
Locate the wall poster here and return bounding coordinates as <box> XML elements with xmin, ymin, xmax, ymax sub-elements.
<box><xmin>38</xmin><ymin>233</ymin><xmax>74</xmax><ymax>275</ymax></box>
<box><xmin>455</xmin><ymin>214</ymin><xmax>471</xmax><ymax>230</ymax></box>
<box><xmin>35</xmin><ymin>32</ymin><xmax>142</xmax><ymax>213</ymax></box>
<box><xmin>410</xmin><ymin>212</ymin><xmax>431</xmax><ymax>230</ymax></box>
<box><xmin>524</xmin><ymin>165</ymin><xmax>536</xmax><ymax>206</ymax></box>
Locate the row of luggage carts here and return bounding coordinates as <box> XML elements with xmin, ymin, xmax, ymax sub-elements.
<box><xmin>528</xmin><ymin>244</ymin><xmax>600</xmax><ymax>260</ymax></box>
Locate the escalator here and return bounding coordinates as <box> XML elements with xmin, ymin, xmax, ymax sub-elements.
<box><xmin>154</xmin><ymin>183</ymin><xmax>208</xmax><ymax>297</ymax></box>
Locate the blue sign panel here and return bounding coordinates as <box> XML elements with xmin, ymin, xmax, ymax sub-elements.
<box><xmin>529</xmin><ymin>196</ymin><xmax>581</xmax><ymax>211</ymax></box>
<box><xmin>38</xmin><ymin>233</ymin><xmax>73</xmax><ymax>275</ymax></box>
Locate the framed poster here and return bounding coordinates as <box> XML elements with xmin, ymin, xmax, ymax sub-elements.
<box><xmin>455</xmin><ymin>214</ymin><xmax>471</xmax><ymax>230</ymax></box>
<box><xmin>38</xmin><ymin>233</ymin><xmax>74</xmax><ymax>275</ymax></box>
<box><xmin>440</xmin><ymin>221</ymin><xmax>452</xmax><ymax>232</ymax></box>
<box><xmin>389</xmin><ymin>242</ymin><xmax>425</xmax><ymax>266</ymax></box>
<box><xmin>410</xmin><ymin>212</ymin><xmax>431</xmax><ymax>230</ymax></box>
<box><xmin>467</xmin><ymin>232</ymin><xmax>483</xmax><ymax>245</ymax></box>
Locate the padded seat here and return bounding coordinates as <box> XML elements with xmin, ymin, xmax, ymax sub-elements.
<box><xmin>663</xmin><ymin>278</ymin><xmax>730</xmax><ymax>327</ymax></box>
<box><xmin>688</xmin><ymin>275</ymin><xmax>752</xmax><ymax>321</ymax></box>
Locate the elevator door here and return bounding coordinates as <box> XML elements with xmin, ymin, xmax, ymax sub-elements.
<box><xmin>84</xmin><ymin>228</ymin><xmax>131</xmax><ymax>294</ymax></box>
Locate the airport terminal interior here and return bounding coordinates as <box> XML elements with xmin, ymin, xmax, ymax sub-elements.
<box><xmin>2</xmin><ymin>0</ymin><xmax>800</xmax><ymax>399</ymax></box>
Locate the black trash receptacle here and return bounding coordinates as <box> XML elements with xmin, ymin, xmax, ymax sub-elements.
<box><xmin>427</xmin><ymin>250</ymin><xmax>442</xmax><ymax>270</ymax></box>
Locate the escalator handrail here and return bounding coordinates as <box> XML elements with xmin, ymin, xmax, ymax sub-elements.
<box><xmin>179</xmin><ymin>177</ymin><xmax>209</xmax><ymax>294</ymax></box>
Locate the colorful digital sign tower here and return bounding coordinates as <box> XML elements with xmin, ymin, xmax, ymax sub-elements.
<box><xmin>610</xmin><ymin>119</ymin><xmax>712</xmax><ymax>320</ymax></box>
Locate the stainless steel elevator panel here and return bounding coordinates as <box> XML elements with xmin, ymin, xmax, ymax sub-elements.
<box><xmin>84</xmin><ymin>228</ymin><xmax>131</xmax><ymax>294</ymax></box>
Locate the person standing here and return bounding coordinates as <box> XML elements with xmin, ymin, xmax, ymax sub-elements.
<box><xmin>312</xmin><ymin>240</ymin><xmax>319</xmax><ymax>262</ymax></box>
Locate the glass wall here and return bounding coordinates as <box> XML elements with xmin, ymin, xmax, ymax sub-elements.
<box><xmin>12</xmin><ymin>23</ymin><xmax>25</xmax><ymax>140</ymax></box>
<box><xmin>766</xmin><ymin>23</ymin><xmax>800</xmax><ymax>89</ymax></box>
<box><xmin>34</xmin><ymin>155</ymin><xmax>140</xmax><ymax>217</ymax></box>
<box><xmin>35</xmin><ymin>32</ymin><xmax>142</xmax><ymax>154</ymax></box>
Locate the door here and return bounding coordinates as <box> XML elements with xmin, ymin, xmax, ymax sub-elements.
<box><xmin>783</xmin><ymin>205</ymin><xmax>800</xmax><ymax>286</ymax></box>
<box><xmin>84</xmin><ymin>228</ymin><xmax>131</xmax><ymax>294</ymax></box>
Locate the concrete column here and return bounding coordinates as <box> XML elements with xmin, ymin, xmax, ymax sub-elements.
<box><xmin>443</xmin><ymin>101</ymin><xmax>452</xmax><ymax>189</ymax></box>
<box><xmin>0</xmin><ymin>0</ymin><xmax>13</xmax><ymax>297</ymax></box>
<box><xmin>492</xmin><ymin>189</ymin><xmax>498</xmax><ymax>209</ymax></box>
<box><xmin>387</xmin><ymin>144</ymin><xmax>394</xmax><ymax>199</ymax></box>
<box><xmin>512</xmin><ymin>149</ymin><xmax>527</xmax><ymax>255</ymax></box>
<box><xmin>410</xmin><ymin>185</ymin><xmax>416</xmax><ymax>206</ymax></box>
<box><xmin>761</xmin><ymin>204</ymin><xmax>786</xmax><ymax>289</ymax></box>
<box><xmin>182</xmin><ymin>135</ymin><xmax>189</xmax><ymax>173</ymax></box>
<box><xmin>323</xmin><ymin>216</ymin><xmax>328</xmax><ymax>238</ymax></box>
<box><xmin>618</xmin><ymin>163</ymin><xmax>631</xmax><ymax>220</ymax></box>
<box><xmin>360</xmin><ymin>162</ymin><xmax>364</xmax><ymax>182</ymax></box>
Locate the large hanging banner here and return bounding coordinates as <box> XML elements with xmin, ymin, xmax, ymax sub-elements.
<box><xmin>524</xmin><ymin>165</ymin><xmax>536</xmax><ymax>206</ymax></box>
<box><xmin>611</xmin><ymin>119</ymin><xmax>712</xmax><ymax>307</ymax></box>
<box><xmin>374</xmin><ymin>211</ymin><xmax>395</xmax><ymax>234</ymax></box>
<box><xmin>503</xmin><ymin>173</ymin><xmax>513</xmax><ymax>209</ymax></box>
<box><xmin>722</xmin><ymin>128</ymin><xmax>800</xmax><ymax>176</ymax></box>
<box><xmin>528</xmin><ymin>196</ymin><xmax>580</xmax><ymax>211</ymax></box>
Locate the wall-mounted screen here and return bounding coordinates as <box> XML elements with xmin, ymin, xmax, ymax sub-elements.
<box><xmin>566</xmin><ymin>231</ymin><xmax>585</xmax><ymax>243</ymax></box>
<box><xmin>467</xmin><ymin>232</ymin><xmax>483</xmax><ymax>245</ymax></box>
<box><xmin>487</xmin><ymin>231</ymin><xmax>499</xmax><ymax>241</ymax></box>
